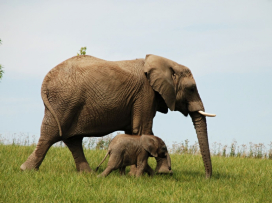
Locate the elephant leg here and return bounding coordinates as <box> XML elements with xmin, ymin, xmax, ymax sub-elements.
<box><xmin>64</xmin><ymin>137</ymin><xmax>91</xmax><ymax>172</ymax></box>
<box><xmin>135</xmin><ymin>161</ymin><xmax>147</xmax><ymax>177</ymax></box>
<box><xmin>20</xmin><ymin>116</ymin><xmax>60</xmax><ymax>171</ymax></box>
<box><xmin>119</xmin><ymin>166</ymin><xmax>126</xmax><ymax>176</ymax></box>
<box><xmin>131</xmin><ymin>97</ymin><xmax>154</xmax><ymax>135</ymax></box>
<box><xmin>145</xmin><ymin>163</ymin><xmax>155</xmax><ymax>177</ymax></box>
<box><xmin>20</xmin><ymin>136</ymin><xmax>58</xmax><ymax>170</ymax></box>
<box><xmin>98</xmin><ymin>153</ymin><xmax>122</xmax><ymax>177</ymax></box>
<box><xmin>128</xmin><ymin>165</ymin><xmax>137</xmax><ymax>176</ymax></box>
<box><xmin>20</xmin><ymin>109</ymin><xmax>61</xmax><ymax>171</ymax></box>
<box><xmin>128</xmin><ymin>164</ymin><xmax>154</xmax><ymax>176</ymax></box>
<box><xmin>98</xmin><ymin>166</ymin><xmax>115</xmax><ymax>177</ymax></box>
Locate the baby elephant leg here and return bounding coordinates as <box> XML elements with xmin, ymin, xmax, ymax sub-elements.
<box><xmin>128</xmin><ymin>164</ymin><xmax>154</xmax><ymax>176</ymax></box>
<box><xmin>145</xmin><ymin>164</ymin><xmax>155</xmax><ymax>177</ymax></box>
<box><xmin>99</xmin><ymin>166</ymin><xmax>115</xmax><ymax>177</ymax></box>
<box><xmin>135</xmin><ymin>160</ymin><xmax>148</xmax><ymax>177</ymax></box>
<box><xmin>128</xmin><ymin>165</ymin><xmax>137</xmax><ymax>176</ymax></box>
<box><xmin>98</xmin><ymin>153</ymin><xmax>122</xmax><ymax>177</ymax></box>
<box><xmin>119</xmin><ymin>166</ymin><xmax>126</xmax><ymax>176</ymax></box>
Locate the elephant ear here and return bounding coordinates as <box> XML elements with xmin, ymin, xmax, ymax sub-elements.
<box><xmin>140</xmin><ymin>135</ymin><xmax>158</xmax><ymax>157</ymax></box>
<box><xmin>144</xmin><ymin>54</ymin><xmax>176</xmax><ymax>111</ymax></box>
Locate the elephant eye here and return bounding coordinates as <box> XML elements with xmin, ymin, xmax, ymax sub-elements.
<box><xmin>188</xmin><ymin>86</ymin><xmax>195</xmax><ymax>93</ymax></box>
<box><xmin>172</xmin><ymin>73</ymin><xmax>176</xmax><ymax>80</ymax></box>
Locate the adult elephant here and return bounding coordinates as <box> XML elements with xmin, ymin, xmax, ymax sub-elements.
<box><xmin>20</xmin><ymin>54</ymin><xmax>215</xmax><ymax>178</ymax></box>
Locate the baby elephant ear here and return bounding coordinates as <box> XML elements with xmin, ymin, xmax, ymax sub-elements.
<box><xmin>140</xmin><ymin>135</ymin><xmax>158</xmax><ymax>157</ymax></box>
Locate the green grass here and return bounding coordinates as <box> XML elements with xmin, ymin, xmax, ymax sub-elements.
<box><xmin>1</xmin><ymin>144</ymin><xmax>272</xmax><ymax>202</ymax></box>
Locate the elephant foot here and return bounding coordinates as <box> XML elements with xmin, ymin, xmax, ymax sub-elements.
<box><xmin>97</xmin><ymin>173</ymin><xmax>106</xmax><ymax>178</ymax></box>
<box><xmin>128</xmin><ymin>172</ymin><xmax>136</xmax><ymax>176</ymax></box>
<box><xmin>20</xmin><ymin>161</ymin><xmax>38</xmax><ymax>171</ymax></box>
<box><xmin>77</xmin><ymin>162</ymin><xmax>92</xmax><ymax>173</ymax></box>
<box><xmin>20</xmin><ymin>152</ymin><xmax>41</xmax><ymax>171</ymax></box>
<box><xmin>147</xmin><ymin>170</ymin><xmax>155</xmax><ymax>177</ymax></box>
<box><xmin>128</xmin><ymin>165</ymin><xmax>137</xmax><ymax>176</ymax></box>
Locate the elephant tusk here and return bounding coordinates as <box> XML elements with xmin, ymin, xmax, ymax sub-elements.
<box><xmin>198</xmin><ymin>111</ymin><xmax>216</xmax><ymax>117</ymax></box>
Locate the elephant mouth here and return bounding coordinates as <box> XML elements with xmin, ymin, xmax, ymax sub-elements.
<box><xmin>179</xmin><ymin>98</ymin><xmax>216</xmax><ymax>118</ymax></box>
<box><xmin>178</xmin><ymin>102</ymin><xmax>217</xmax><ymax>118</ymax></box>
<box><xmin>175</xmin><ymin>102</ymin><xmax>189</xmax><ymax>117</ymax></box>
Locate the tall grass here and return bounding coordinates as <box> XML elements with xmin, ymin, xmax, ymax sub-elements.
<box><xmin>1</xmin><ymin>133</ymin><xmax>272</xmax><ymax>159</ymax></box>
<box><xmin>171</xmin><ymin>139</ymin><xmax>272</xmax><ymax>159</ymax></box>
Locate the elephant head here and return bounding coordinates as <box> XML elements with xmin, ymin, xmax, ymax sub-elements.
<box><xmin>144</xmin><ymin>54</ymin><xmax>215</xmax><ymax>178</ymax></box>
<box><xmin>141</xmin><ymin>135</ymin><xmax>172</xmax><ymax>174</ymax></box>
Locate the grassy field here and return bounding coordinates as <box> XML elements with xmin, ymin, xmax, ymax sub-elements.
<box><xmin>0</xmin><ymin>144</ymin><xmax>271</xmax><ymax>203</ymax></box>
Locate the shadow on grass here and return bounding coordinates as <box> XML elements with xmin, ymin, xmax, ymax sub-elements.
<box><xmin>89</xmin><ymin>166</ymin><xmax>239</xmax><ymax>182</ymax></box>
<box><xmin>172</xmin><ymin>169</ymin><xmax>238</xmax><ymax>181</ymax></box>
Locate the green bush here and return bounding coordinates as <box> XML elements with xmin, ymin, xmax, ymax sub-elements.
<box><xmin>77</xmin><ymin>47</ymin><xmax>87</xmax><ymax>55</ymax></box>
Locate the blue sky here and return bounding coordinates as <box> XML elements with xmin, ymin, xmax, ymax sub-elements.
<box><xmin>0</xmin><ymin>0</ymin><xmax>272</xmax><ymax>148</ymax></box>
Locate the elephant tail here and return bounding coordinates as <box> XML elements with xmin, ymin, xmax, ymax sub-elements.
<box><xmin>95</xmin><ymin>151</ymin><xmax>110</xmax><ymax>172</ymax></box>
<box><xmin>41</xmin><ymin>89</ymin><xmax>62</xmax><ymax>137</ymax></box>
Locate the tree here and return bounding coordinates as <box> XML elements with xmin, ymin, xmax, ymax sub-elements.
<box><xmin>77</xmin><ymin>47</ymin><xmax>87</xmax><ymax>55</ymax></box>
<box><xmin>0</xmin><ymin>39</ymin><xmax>3</xmax><ymax>81</ymax></box>
<box><xmin>0</xmin><ymin>65</ymin><xmax>3</xmax><ymax>80</ymax></box>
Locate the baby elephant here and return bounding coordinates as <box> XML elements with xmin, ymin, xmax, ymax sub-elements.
<box><xmin>96</xmin><ymin>134</ymin><xmax>171</xmax><ymax>177</ymax></box>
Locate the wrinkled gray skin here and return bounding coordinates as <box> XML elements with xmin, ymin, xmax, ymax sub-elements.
<box><xmin>20</xmin><ymin>54</ymin><xmax>212</xmax><ymax>178</ymax></box>
<box><xmin>96</xmin><ymin>134</ymin><xmax>172</xmax><ymax>177</ymax></box>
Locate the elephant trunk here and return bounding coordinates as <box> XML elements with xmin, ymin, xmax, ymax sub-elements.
<box><xmin>155</xmin><ymin>155</ymin><xmax>173</xmax><ymax>174</ymax></box>
<box><xmin>190</xmin><ymin>111</ymin><xmax>212</xmax><ymax>178</ymax></box>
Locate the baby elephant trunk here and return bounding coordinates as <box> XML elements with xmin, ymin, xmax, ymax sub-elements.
<box><xmin>155</xmin><ymin>153</ymin><xmax>173</xmax><ymax>175</ymax></box>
